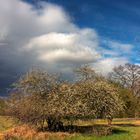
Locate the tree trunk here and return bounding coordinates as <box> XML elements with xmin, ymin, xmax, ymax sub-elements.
<box><xmin>107</xmin><ymin>117</ymin><xmax>113</xmax><ymax>125</ymax></box>
<box><xmin>47</xmin><ymin>118</ymin><xmax>64</xmax><ymax>131</ymax></box>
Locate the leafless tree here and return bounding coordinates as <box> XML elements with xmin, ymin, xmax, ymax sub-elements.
<box><xmin>109</xmin><ymin>63</ymin><xmax>140</xmax><ymax>97</ymax></box>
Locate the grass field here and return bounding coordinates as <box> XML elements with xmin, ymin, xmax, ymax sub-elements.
<box><xmin>0</xmin><ymin>117</ymin><xmax>140</xmax><ymax>140</ymax></box>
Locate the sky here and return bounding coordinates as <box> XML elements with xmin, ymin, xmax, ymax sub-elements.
<box><xmin>0</xmin><ymin>0</ymin><xmax>140</xmax><ymax>96</ymax></box>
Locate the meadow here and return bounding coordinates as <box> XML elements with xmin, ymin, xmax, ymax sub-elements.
<box><xmin>0</xmin><ymin>117</ymin><xmax>140</xmax><ymax>140</ymax></box>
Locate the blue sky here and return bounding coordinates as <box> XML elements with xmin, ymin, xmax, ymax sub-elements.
<box><xmin>0</xmin><ymin>0</ymin><xmax>140</xmax><ymax>95</ymax></box>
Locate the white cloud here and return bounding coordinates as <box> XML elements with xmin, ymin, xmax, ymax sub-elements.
<box><xmin>93</xmin><ymin>57</ymin><xmax>128</xmax><ymax>76</ymax></box>
<box><xmin>102</xmin><ymin>40</ymin><xmax>133</xmax><ymax>54</ymax></box>
<box><xmin>109</xmin><ymin>41</ymin><xmax>133</xmax><ymax>52</ymax></box>
<box><xmin>26</xmin><ymin>31</ymin><xmax>100</xmax><ymax>64</ymax></box>
<box><xmin>37</xmin><ymin>2</ymin><xmax>76</xmax><ymax>32</ymax></box>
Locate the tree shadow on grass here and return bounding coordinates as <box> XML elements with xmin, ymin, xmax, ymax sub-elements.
<box><xmin>114</xmin><ymin>123</ymin><xmax>139</xmax><ymax>127</ymax></box>
<box><xmin>39</xmin><ymin>124</ymin><xmax>112</xmax><ymax>135</ymax></box>
<box><xmin>64</xmin><ymin>124</ymin><xmax>109</xmax><ymax>133</ymax></box>
<box><xmin>112</xmin><ymin>128</ymin><xmax>129</xmax><ymax>134</ymax></box>
<box><xmin>39</xmin><ymin>123</ymin><xmax>137</xmax><ymax>136</ymax></box>
<box><xmin>111</xmin><ymin>123</ymin><xmax>140</xmax><ymax>135</ymax></box>
<box><xmin>42</xmin><ymin>124</ymin><xmax>113</xmax><ymax>136</ymax></box>
<box><xmin>64</xmin><ymin>125</ymin><xmax>95</xmax><ymax>133</ymax></box>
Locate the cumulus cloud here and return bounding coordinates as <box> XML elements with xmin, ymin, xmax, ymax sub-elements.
<box><xmin>0</xmin><ymin>0</ymin><xmax>133</xmax><ymax>94</ymax></box>
<box><xmin>0</xmin><ymin>0</ymin><xmax>99</xmax><ymax>65</ymax></box>
<box><xmin>25</xmin><ymin>31</ymin><xmax>99</xmax><ymax>64</ymax></box>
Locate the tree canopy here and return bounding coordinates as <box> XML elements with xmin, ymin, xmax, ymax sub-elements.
<box><xmin>7</xmin><ymin>67</ymin><xmax>124</xmax><ymax>130</ymax></box>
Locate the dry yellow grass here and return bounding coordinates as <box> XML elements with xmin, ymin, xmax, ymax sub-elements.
<box><xmin>0</xmin><ymin>124</ymin><xmax>75</xmax><ymax>140</ymax></box>
<box><xmin>0</xmin><ymin>124</ymin><xmax>35</xmax><ymax>140</ymax></box>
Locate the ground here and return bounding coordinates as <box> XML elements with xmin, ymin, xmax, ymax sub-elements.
<box><xmin>0</xmin><ymin>117</ymin><xmax>140</xmax><ymax>140</ymax></box>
